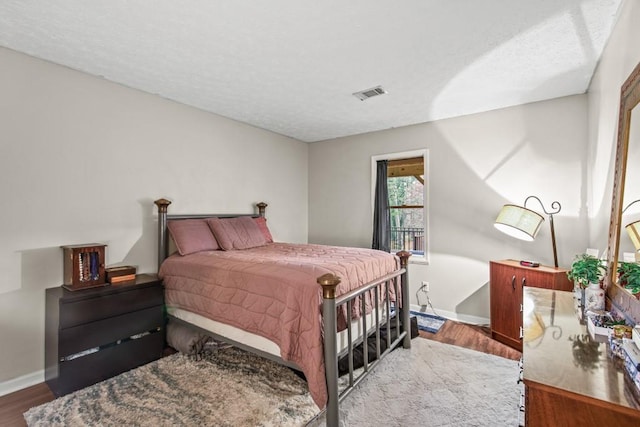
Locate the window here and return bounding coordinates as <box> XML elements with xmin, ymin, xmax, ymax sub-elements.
<box><xmin>372</xmin><ymin>149</ymin><xmax>429</xmax><ymax>262</ymax></box>
<box><xmin>388</xmin><ymin>157</ymin><xmax>425</xmax><ymax>255</ymax></box>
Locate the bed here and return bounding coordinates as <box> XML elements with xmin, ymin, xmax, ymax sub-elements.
<box><xmin>154</xmin><ymin>199</ymin><xmax>411</xmax><ymax>426</ymax></box>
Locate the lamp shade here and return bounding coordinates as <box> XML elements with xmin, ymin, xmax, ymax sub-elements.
<box><xmin>494</xmin><ymin>204</ymin><xmax>544</xmax><ymax>241</ymax></box>
<box><xmin>626</xmin><ymin>220</ymin><xmax>640</xmax><ymax>251</ymax></box>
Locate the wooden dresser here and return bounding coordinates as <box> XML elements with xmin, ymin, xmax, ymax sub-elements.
<box><xmin>522</xmin><ymin>287</ymin><xmax>640</xmax><ymax>426</ymax></box>
<box><xmin>490</xmin><ymin>260</ymin><xmax>572</xmax><ymax>351</ymax></box>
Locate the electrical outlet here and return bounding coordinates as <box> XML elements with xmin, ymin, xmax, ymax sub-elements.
<box><xmin>421</xmin><ymin>281</ymin><xmax>429</xmax><ymax>292</ymax></box>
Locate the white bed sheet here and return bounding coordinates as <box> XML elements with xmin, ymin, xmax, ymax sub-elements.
<box><xmin>167</xmin><ymin>305</ymin><xmax>388</xmax><ymax>357</ymax></box>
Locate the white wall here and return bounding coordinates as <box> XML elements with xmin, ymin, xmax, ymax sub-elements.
<box><xmin>0</xmin><ymin>47</ymin><xmax>308</xmax><ymax>392</ymax></box>
<box><xmin>587</xmin><ymin>0</ymin><xmax>640</xmax><ymax>254</ymax></box>
<box><xmin>309</xmin><ymin>95</ymin><xmax>589</xmax><ymax>323</ymax></box>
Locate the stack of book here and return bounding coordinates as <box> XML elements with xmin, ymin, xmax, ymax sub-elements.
<box><xmin>105</xmin><ymin>266</ymin><xmax>137</xmax><ymax>284</ymax></box>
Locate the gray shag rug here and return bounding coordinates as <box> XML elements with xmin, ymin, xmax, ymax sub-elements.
<box><xmin>25</xmin><ymin>339</ymin><xmax>519</xmax><ymax>426</ymax></box>
<box><xmin>25</xmin><ymin>346</ymin><xmax>317</xmax><ymax>426</ymax></box>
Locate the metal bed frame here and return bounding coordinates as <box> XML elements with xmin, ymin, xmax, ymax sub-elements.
<box><xmin>154</xmin><ymin>198</ymin><xmax>411</xmax><ymax>426</ymax></box>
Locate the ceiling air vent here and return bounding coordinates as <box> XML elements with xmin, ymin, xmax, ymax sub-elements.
<box><xmin>353</xmin><ymin>85</ymin><xmax>387</xmax><ymax>101</ymax></box>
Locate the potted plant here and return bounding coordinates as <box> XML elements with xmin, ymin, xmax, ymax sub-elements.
<box><xmin>618</xmin><ymin>261</ymin><xmax>640</xmax><ymax>297</ymax></box>
<box><xmin>567</xmin><ymin>254</ymin><xmax>607</xmax><ymax>287</ymax></box>
<box><xmin>567</xmin><ymin>254</ymin><xmax>607</xmax><ymax>310</ymax></box>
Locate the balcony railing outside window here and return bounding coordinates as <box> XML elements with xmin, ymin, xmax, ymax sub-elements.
<box><xmin>390</xmin><ymin>227</ymin><xmax>424</xmax><ymax>254</ymax></box>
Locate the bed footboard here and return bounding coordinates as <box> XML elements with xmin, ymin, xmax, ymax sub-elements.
<box><xmin>318</xmin><ymin>250</ymin><xmax>411</xmax><ymax>427</ymax></box>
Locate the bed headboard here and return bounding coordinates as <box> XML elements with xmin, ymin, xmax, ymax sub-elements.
<box><xmin>153</xmin><ymin>198</ymin><xmax>267</xmax><ymax>270</ymax></box>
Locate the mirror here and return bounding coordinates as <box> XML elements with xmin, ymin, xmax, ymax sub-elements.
<box><xmin>621</xmin><ymin>106</ymin><xmax>640</xmax><ymax>254</ymax></box>
<box><xmin>605</xmin><ymin>61</ymin><xmax>640</xmax><ymax>318</ymax></box>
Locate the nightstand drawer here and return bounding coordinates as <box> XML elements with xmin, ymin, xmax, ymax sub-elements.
<box><xmin>59</xmin><ymin>285</ymin><xmax>163</xmax><ymax>328</ymax></box>
<box><xmin>59</xmin><ymin>306</ymin><xmax>163</xmax><ymax>357</ymax></box>
<box><xmin>53</xmin><ymin>331</ymin><xmax>164</xmax><ymax>396</ymax></box>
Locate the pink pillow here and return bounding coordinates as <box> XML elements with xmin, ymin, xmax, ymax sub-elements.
<box><xmin>254</xmin><ymin>217</ymin><xmax>273</xmax><ymax>243</ymax></box>
<box><xmin>206</xmin><ymin>216</ymin><xmax>267</xmax><ymax>250</ymax></box>
<box><xmin>167</xmin><ymin>219</ymin><xmax>220</xmax><ymax>255</ymax></box>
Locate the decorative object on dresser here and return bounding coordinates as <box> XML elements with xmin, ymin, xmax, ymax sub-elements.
<box><xmin>585</xmin><ymin>282</ymin><xmax>606</xmax><ymax>311</ymax></box>
<box><xmin>585</xmin><ymin>310</ymin><xmax>625</xmax><ymax>339</ymax></box>
<box><xmin>567</xmin><ymin>253</ymin><xmax>607</xmax><ymax>288</ymax></box>
<box><xmin>60</xmin><ymin>243</ymin><xmax>107</xmax><ymax>291</ymax></box>
<box><xmin>494</xmin><ymin>195</ymin><xmax>562</xmax><ymax>267</ymax></box>
<box><xmin>567</xmin><ymin>253</ymin><xmax>607</xmax><ymax>311</ymax></box>
<box><xmin>45</xmin><ymin>274</ymin><xmax>165</xmax><ymax>397</ymax></box>
<box><xmin>105</xmin><ymin>265</ymin><xmax>137</xmax><ymax>284</ymax></box>
<box><xmin>490</xmin><ymin>260</ymin><xmax>572</xmax><ymax>351</ymax></box>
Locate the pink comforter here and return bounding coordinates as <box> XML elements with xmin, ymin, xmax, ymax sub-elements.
<box><xmin>158</xmin><ymin>242</ymin><xmax>399</xmax><ymax>408</ymax></box>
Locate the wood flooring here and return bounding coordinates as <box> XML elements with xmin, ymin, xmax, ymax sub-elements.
<box><xmin>0</xmin><ymin>318</ymin><xmax>520</xmax><ymax>427</ymax></box>
<box><xmin>418</xmin><ymin>319</ymin><xmax>522</xmax><ymax>361</ymax></box>
<box><xmin>0</xmin><ymin>383</ymin><xmax>53</xmax><ymax>427</ymax></box>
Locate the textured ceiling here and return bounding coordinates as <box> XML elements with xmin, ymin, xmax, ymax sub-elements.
<box><xmin>0</xmin><ymin>0</ymin><xmax>623</xmax><ymax>142</ymax></box>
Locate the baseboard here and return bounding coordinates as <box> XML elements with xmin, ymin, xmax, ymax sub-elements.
<box><xmin>410</xmin><ymin>304</ymin><xmax>489</xmax><ymax>326</ymax></box>
<box><xmin>0</xmin><ymin>370</ymin><xmax>44</xmax><ymax>397</ymax></box>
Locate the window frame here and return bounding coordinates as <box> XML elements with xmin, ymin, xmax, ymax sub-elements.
<box><xmin>371</xmin><ymin>149</ymin><xmax>429</xmax><ymax>264</ymax></box>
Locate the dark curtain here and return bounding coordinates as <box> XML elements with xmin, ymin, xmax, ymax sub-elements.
<box><xmin>372</xmin><ymin>160</ymin><xmax>391</xmax><ymax>252</ymax></box>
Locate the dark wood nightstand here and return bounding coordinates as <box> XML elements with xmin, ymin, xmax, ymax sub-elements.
<box><xmin>45</xmin><ymin>274</ymin><xmax>165</xmax><ymax>397</ymax></box>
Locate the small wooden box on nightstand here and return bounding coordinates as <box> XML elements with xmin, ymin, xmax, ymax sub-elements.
<box><xmin>61</xmin><ymin>243</ymin><xmax>107</xmax><ymax>291</ymax></box>
<box><xmin>45</xmin><ymin>274</ymin><xmax>165</xmax><ymax>396</ymax></box>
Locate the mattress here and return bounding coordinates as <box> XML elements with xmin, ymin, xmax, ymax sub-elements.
<box><xmin>168</xmin><ymin>305</ymin><xmax>388</xmax><ymax>359</ymax></box>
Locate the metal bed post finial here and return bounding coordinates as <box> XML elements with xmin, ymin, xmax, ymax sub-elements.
<box><xmin>396</xmin><ymin>251</ymin><xmax>412</xmax><ymax>349</ymax></box>
<box><xmin>396</xmin><ymin>251</ymin><xmax>411</xmax><ymax>268</ymax></box>
<box><xmin>317</xmin><ymin>273</ymin><xmax>341</xmax><ymax>427</ymax></box>
<box><xmin>154</xmin><ymin>198</ymin><xmax>172</xmax><ymax>270</ymax></box>
<box><xmin>256</xmin><ymin>202</ymin><xmax>268</xmax><ymax>218</ymax></box>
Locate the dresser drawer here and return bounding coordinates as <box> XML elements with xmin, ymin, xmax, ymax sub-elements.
<box><xmin>58</xmin><ymin>306</ymin><xmax>164</xmax><ymax>357</ymax></box>
<box><xmin>59</xmin><ymin>285</ymin><xmax>163</xmax><ymax>329</ymax></box>
<box><xmin>52</xmin><ymin>331</ymin><xmax>164</xmax><ymax>396</ymax></box>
